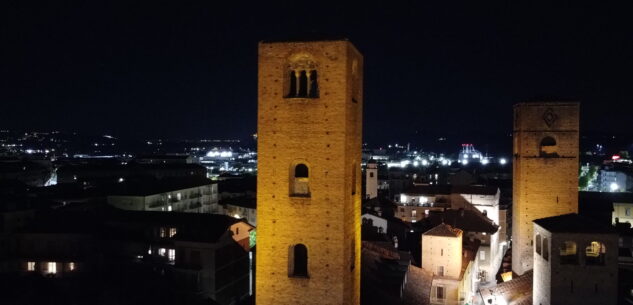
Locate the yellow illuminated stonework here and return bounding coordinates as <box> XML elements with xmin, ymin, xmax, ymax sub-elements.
<box><xmin>511</xmin><ymin>102</ymin><xmax>579</xmax><ymax>275</ymax></box>
<box><xmin>256</xmin><ymin>39</ymin><xmax>363</xmax><ymax>305</ymax></box>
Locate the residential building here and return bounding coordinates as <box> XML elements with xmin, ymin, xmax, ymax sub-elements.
<box><xmin>421</xmin><ymin>223</ymin><xmax>480</xmax><ymax>305</ymax></box>
<box><xmin>107</xmin><ymin>177</ymin><xmax>220</xmax><ymax>213</ymax></box>
<box><xmin>533</xmin><ymin>213</ymin><xmax>618</xmax><ymax>305</ymax></box>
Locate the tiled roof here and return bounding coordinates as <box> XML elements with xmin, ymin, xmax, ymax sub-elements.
<box><xmin>423</xmin><ymin>223</ymin><xmax>462</xmax><ymax>237</ymax></box>
<box><xmin>403</xmin><ymin>265</ymin><xmax>432</xmax><ymax>305</ymax></box>
<box><xmin>479</xmin><ymin>270</ymin><xmax>533</xmax><ymax>305</ymax></box>
<box><xmin>425</xmin><ymin>209</ymin><xmax>499</xmax><ymax>233</ymax></box>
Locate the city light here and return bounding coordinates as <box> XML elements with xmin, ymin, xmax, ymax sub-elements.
<box><xmin>499</xmin><ymin>158</ymin><xmax>507</xmax><ymax>165</ymax></box>
<box><xmin>610</xmin><ymin>182</ymin><xmax>619</xmax><ymax>192</ymax></box>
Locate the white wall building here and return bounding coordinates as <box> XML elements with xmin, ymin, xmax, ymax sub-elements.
<box><xmin>107</xmin><ymin>178</ymin><xmax>220</xmax><ymax>214</ymax></box>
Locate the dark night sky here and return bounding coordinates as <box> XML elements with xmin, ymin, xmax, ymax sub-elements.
<box><xmin>1</xmin><ymin>1</ymin><xmax>632</xmax><ymax>145</ymax></box>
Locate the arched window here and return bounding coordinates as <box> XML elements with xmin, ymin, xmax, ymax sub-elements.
<box><xmin>295</xmin><ymin>164</ymin><xmax>308</xmax><ymax>178</ymax></box>
<box><xmin>543</xmin><ymin>237</ymin><xmax>549</xmax><ymax>261</ymax></box>
<box><xmin>288</xmin><ymin>71</ymin><xmax>297</xmax><ymax>97</ymax></box>
<box><xmin>585</xmin><ymin>241</ymin><xmax>606</xmax><ymax>265</ymax></box>
<box><xmin>535</xmin><ymin>234</ymin><xmax>542</xmax><ymax>255</ymax></box>
<box><xmin>291</xmin><ymin>244</ymin><xmax>308</xmax><ymax>277</ymax></box>
<box><xmin>285</xmin><ymin>54</ymin><xmax>318</xmax><ymax>99</ymax></box>
<box><xmin>560</xmin><ymin>241</ymin><xmax>578</xmax><ymax>264</ymax></box>
<box><xmin>291</xmin><ymin>163</ymin><xmax>310</xmax><ymax>197</ymax></box>
<box><xmin>298</xmin><ymin>71</ymin><xmax>308</xmax><ymax>97</ymax></box>
<box><xmin>309</xmin><ymin>70</ymin><xmax>318</xmax><ymax>98</ymax></box>
<box><xmin>540</xmin><ymin>136</ymin><xmax>558</xmax><ymax>157</ymax></box>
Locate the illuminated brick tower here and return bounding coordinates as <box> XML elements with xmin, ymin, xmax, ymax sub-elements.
<box><xmin>511</xmin><ymin>102</ymin><xmax>579</xmax><ymax>275</ymax></box>
<box><xmin>256</xmin><ymin>39</ymin><xmax>363</xmax><ymax>305</ymax></box>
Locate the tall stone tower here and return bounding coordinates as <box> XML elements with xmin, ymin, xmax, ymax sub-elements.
<box><xmin>511</xmin><ymin>102</ymin><xmax>579</xmax><ymax>275</ymax></box>
<box><xmin>365</xmin><ymin>160</ymin><xmax>378</xmax><ymax>199</ymax></box>
<box><xmin>256</xmin><ymin>39</ymin><xmax>363</xmax><ymax>305</ymax></box>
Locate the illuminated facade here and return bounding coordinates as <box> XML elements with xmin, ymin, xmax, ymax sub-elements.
<box><xmin>256</xmin><ymin>40</ymin><xmax>363</xmax><ymax>305</ymax></box>
<box><xmin>422</xmin><ymin>223</ymin><xmax>479</xmax><ymax>305</ymax></box>
<box><xmin>533</xmin><ymin>214</ymin><xmax>617</xmax><ymax>305</ymax></box>
<box><xmin>512</xmin><ymin>102</ymin><xmax>579</xmax><ymax>275</ymax></box>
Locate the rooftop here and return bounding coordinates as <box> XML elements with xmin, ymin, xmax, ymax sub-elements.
<box><xmin>533</xmin><ymin>213</ymin><xmax>616</xmax><ymax>234</ymax></box>
<box><xmin>422</xmin><ymin>208</ymin><xmax>499</xmax><ymax>234</ymax></box>
<box><xmin>422</xmin><ymin>223</ymin><xmax>462</xmax><ymax>237</ymax></box>
<box><xmin>403</xmin><ymin>184</ymin><xmax>498</xmax><ymax>196</ymax></box>
<box><xmin>108</xmin><ymin>176</ymin><xmax>214</xmax><ymax>196</ymax></box>
<box><xmin>479</xmin><ymin>270</ymin><xmax>533</xmax><ymax>305</ymax></box>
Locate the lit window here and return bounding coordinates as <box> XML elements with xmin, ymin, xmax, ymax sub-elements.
<box><xmin>560</xmin><ymin>241</ymin><xmax>578</xmax><ymax>265</ymax></box>
<box><xmin>160</xmin><ymin>227</ymin><xmax>167</xmax><ymax>238</ymax></box>
<box><xmin>169</xmin><ymin>228</ymin><xmax>177</xmax><ymax>238</ymax></box>
<box><xmin>291</xmin><ymin>163</ymin><xmax>310</xmax><ymax>197</ymax></box>
<box><xmin>177</xmin><ymin>193</ymin><xmax>182</xmax><ymax>200</ymax></box>
<box><xmin>585</xmin><ymin>241</ymin><xmax>606</xmax><ymax>265</ymax></box>
<box><xmin>69</xmin><ymin>262</ymin><xmax>75</xmax><ymax>271</ymax></box>
<box><xmin>540</xmin><ymin>136</ymin><xmax>558</xmax><ymax>157</ymax></box>
<box><xmin>412</xmin><ymin>210</ymin><xmax>417</xmax><ymax>218</ymax></box>
<box><xmin>168</xmin><ymin>249</ymin><xmax>176</xmax><ymax>262</ymax></box>
<box><xmin>158</xmin><ymin>248</ymin><xmax>166</xmax><ymax>257</ymax></box>
<box><xmin>27</xmin><ymin>262</ymin><xmax>35</xmax><ymax>271</ymax></box>
<box><xmin>48</xmin><ymin>262</ymin><xmax>57</xmax><ymax>274</ymax></box>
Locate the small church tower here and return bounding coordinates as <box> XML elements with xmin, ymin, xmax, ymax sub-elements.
<box><xmin>365</xmin><ymin>160</ymin><xmax>378</xmax><ymax>199</ymax></box>
<box><xmin>256</xmin><ymin>39</ymin><xmax>363</xmax><ymax>305</ymax></box>
<box><xmin>511</xmin><ymin>102</ymin><xmax>579</xmax><ymax>275</ymax></box>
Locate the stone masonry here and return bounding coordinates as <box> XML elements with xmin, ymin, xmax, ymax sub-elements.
<box><xmin>256</xmin><ymin>40</ymin><xmax>363</xmax><ymax>305</ymax></box>
<box><xmin>511</xmin><ymin>102</ymin><xmax>579</xmax><ymax>275</ymax></box>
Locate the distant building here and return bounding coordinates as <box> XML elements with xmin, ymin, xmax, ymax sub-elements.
<box><xmin>135</xmin><ymin>154</ymin><xmax>197</xmax><ymax>165</ymax></box>
<box><xmin>107</xmin><ymin>177</ymin><xmax>220</xmax><ymax>213</ymax></box>
<box><xmin>422</xmin><ymin>209</ymin><xmax>500</xmax><ymax>284</ymax></box>
<box><xmin>599</xmin><ymin>169</ymin><xmax>632</xmax><ymax>192</ymax></box>
<box><xmin>4</xmin><ymin>208</ymin><xmax>254</xmax><ymax>305</ymax></box>
<box><xmin>0</xmin><ymin>159</ymin><xmax>51</xmax><ymax>186</ymax></box>
<box><xmin>421</xmin><ymin>223</ymin><xmax>479</xmax><ymax>305</ymax></box>
<box><xmin>533</xmin><ymin>213</ymin><xmax>618</xmax><ymax>305</ymax></box>
<box><xmin>365</xmin><ymin>160</ymin><xmax>378</xmax><ymax>199</ymax></box>
<box><xmin>361</xmin><ymin>212</ymin><xmax>388</xmax><ymax>234</ymax></box>
<box><xmin>221</xmin><ymin>196</ymin><xmax>256</xmax><ymax>226</ymax></box>
<box><xmin>57</xmin><ymin>163</ymin><xmax>207</xmax><ymax>184</ymax></box>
